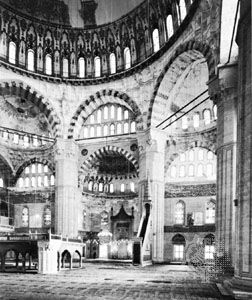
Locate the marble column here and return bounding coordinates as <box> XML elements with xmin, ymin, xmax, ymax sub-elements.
<box><xmin>54</xmin><ymin>139</ymin><xmax>80</xmax><ymax>238</ymax></box>
<box><xmin>138</xmin><ymin>128</ymin><xmax>166</xmax><ymax>262</ymax></box>
<box><xmin>230</xmin><ymin>0</ymin><xmax>252</xmax><ymax>293</ymax></box>
<box><xmin>208</xmin><ymin>63</ymin><xmax>238</xmax><ymax>271</ymax></box>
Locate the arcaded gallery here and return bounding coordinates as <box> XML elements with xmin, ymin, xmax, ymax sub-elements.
<box><xmin>0</xmin><ymin>0</ymin><xmax>250</xmax><ymax>298</ymax></box>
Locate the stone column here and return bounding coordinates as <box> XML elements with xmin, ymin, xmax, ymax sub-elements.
<box><xmin>230</xmin><ymin>1</ymin><xmax>252</xmax><ymax>293</ymax></box>
<box><xmin>138</xmin><ymin>128</ymin><xmax>166</xmax><ymax>262</ymax></box>
<box><xmin>208</xmin><ymin>63</ymin><xmax>238</xmax><ymax>272</ymax></box>
<box><xmin>54</xmin><ymin>139</ymin><xmax>80</xmax><ymax>238</ymax></box>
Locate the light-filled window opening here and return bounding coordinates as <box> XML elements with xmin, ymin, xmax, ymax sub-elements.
<box><xmin>175</xmin><ymin>201</ymin><xmax>185</xmax><ymax>224</ymax></box>
<box><xmin>63</xmin><ymin>58</ymin><xmax>69</xmax><ymax>77</ymax></box>
<box><xmin>109</xmin><ymin>183</ymin><xmax>114</xmax><ymax>193</ymax></box>
<box><xmin>124</xmin><ymin>122</ymin><xmax>129</xmax><ymax>134</ymax></box>
<box><xmin>25</xmin><ymin>167</ymin><xmax>30</xmax><ymax>174</ymax></box>
<box><xmin>19</xmin><ymin>178</ymin><xmax>24</xmax><ymax>188</ymax></box>
<box><xmin>207</xmin><ymin>151</ymin><xmax>214</xmax><ymax>160</ymax></box>
<box><xmin>152</xmin><ymin>28</ymin><xmax>160</xmax><ymax>53</ymax></box>
<box><xmin>188</xmin><ymin>164</ymin><xmax>194</xmax><ymax>176</ymax></box>
<box><xmin>180</xmin><ymin>153</ymin><xmax>186</xmax><ymax>162</ymax></box>
<box><xmin>176</xmin><ymin>4</ymin><xmax>181</xmax><ymax>25</ymax></box>
<box><xmin>78</xmin><ymin>57</ymin><xmax>85</xmax><ymax>78</ymax></box>
<box><xmin>44</xmin><ymin>165</ymin><xmax>48</xmax><ymax>173</ymax></box>
<box><xmin>50</xmin><ymin>175</ymin><xmax>55</xmax><ymax>186</ymax></box>
<box><xmin>166</xmin><ymin>15</ymin><xmax>174</xmax><ymax>38</ymax></box>
<box><xmin>37</xmin><ymin>176</ymin><xmax>42</xmax><ymax>187</ymax></box>
<box><xmin>198</xmin><ymin>149</ymin><xmax>204</xmax><ymax>160</ymax></box>
<box><xmin>193</xmin><ymin>113</ymin><xmax>200</xmax><ymax>128</ymax></box>
<box><xmin>25</xmin><ymin>177</ymin><xmax>30</xmax><ymax>187</ymax></box>
<box><xmin>182</xmin><ymin>115</ymin><xmax>188</xmax><ymax>129</ymax></box>
<box><xmin>110</xmin><ymin>124</ymin><xmax>115</xmax><ymax>135</ymax></box>
<box><xmin>131</xmin><ymin>121</ymin><xmax>136</xmax><ymax>133</ymax></box>
<box><xmin>206</xmin><ymin>201</ymin><xmax>215</xmax><ymax>224</ymax></box>
<box><xmin>204</xmin><ymin>234</ymin><xmax>215</xmax><ymax>260</ymax></box>
<box><xmin>188</xmin><ymin>150</ymin><xmax>194</xmax><ymax>161</ymax></box>
<box><xmin>97</xmin><ymin>110</ymin><xmax>102</xmax><ymax>123</ymax></box>
<box><xmin>83</xmin><ymin>127</ymin><xmax>88</xmax><ymax>138</ymax></box>
<box><xmin>179</xmin><ymin>165</ymin><xmax>185</xmax><ymax>177</ymax></box>
<box><xmin>110</xmin><ymin>105</ymin><xmax>115</xmax><ymax>119</ymax></box>
<box><xmin>13</xmin><ymin>134</ymin><xmax>19</xmax><ymax>144</ymax></box>
<box><xmin>8</xmin><ymin>41</ymin><xmax>16</xmax><ymax>64</ymax></box>
<box><xmin>44</xmin><ymin>176</ymin><xmax>48</xmax><ymax>187</ymax></box>
<box><xmin>31</xmin><ymin>164</ymin><xmax>36</xmax><ymax>174</ymax></box>
<box><xmin>88</xmin><ymin>181</ymin><xmax>93</xmax><ymax>191</ymax></box>
<box><xmin>120</xmin><ymin>183</ymin><xmax>125</xmax><ymax>193</ymax></box>
<box><xmin>38</xmin><ymin>164</ymin><xmax>42</xmax><ymax>173</ymax></box>
<box><xmin>44</xmin><ymin>207</ymin><xmax>51</xmax><ymax>226</ymax></box>
<box><xmin>203</xmin><ymin>109</ymin><xmax>211</xmax><ymax>125</ymax></box>
<box><xmin>171</xmin><ymin>166</ymin><xmax>177</xmax><ymax>178</ymax></box>
<box><xmin>180</xmin><ymin>0</ymin><xmax>187</xmax><ymax>21</ymax></box>
<box><xmin>174</xmin><ymin>244</ymin><xmax>184</xmax><ymax>260</ymax></box>
<box><xmin>97</xmin><ymin>125</ymin><xmax>101</xmax><ymax>137</ymax></box>
<box><xmin>109</xmin><ymin>53</ymin><xmax>116</xmax><ymax>74</ymax></box>
<box><xmin>103</xmin><ymin>125</ymin><xmax>108</xmax><ymax>136</ymax></box>
<box><xmin>31</xmin><ymin>177</ymin><xmax>36</xmax><ymax>187</ymax></box>
<box><xmin>206</xmin><ymin>163</ymin><xmax>213</xmax><ymax>177</ymax></box>
<box><xmin>45</xmin><ymin>54</ymin><xmax>52</xmax><ymax>75</ymax></box>
<box><xmin>124</xmin><ymin>47</ymin><xmax>131</xmax><ymax>70</ymax></box>
<box><xmin>90</xmin><ymin>115</ymin><xmax>95</xmax><ymax>124</ymax></box>
<box><xmin>213</xmin><ymin>105</ymin><xmax>217</xmax><ymax>120</ymax></box>
<box><xmin>117</xmin><ymin>107</ymin><xmax>122</xmax><ymax>120</ymax></box>
<box><xmin>22</xmin><ymin>207</ymin><xmax>29</xmax><ymax>227</ymax></box>
<box><xmin>33</xmin><ymin>136</ymin><xmax>38</xmax><ymax>147</ymax></box>
<box><xmin>117</xmin><ymin>123</ymin><xmax>122</xmax><ymax>134</ymax></box>
<box><xmin>124</xmin><ymin>110</ymin><xmax>129</xmax><ymax>120</ymax></box>
<box><xmin>130</xmin><ymin>182</ymin><xmax>135</xmax><ymax>192</ymax></box>
<box><xmin>197</xmin><ymin>164</ymin><xmax>204</xmax><ymax>177</ymax></box>
<box><xmin>104</xmin><ymin>106</ymin><xmax>108</xmax><ymax>119</ymax></box>
<box><xmin>98</xmin><ymin>182</ymin><xmax>103</xmax><ymax>192</ymax></box>
<box><xmin>90</xmin><ymin>127</ymin><xmax>95</xmax><ymax>137</ymax></box>
<box><xmin>27</xmin><ymin>49</ymin><xmax>34</xmax><ymax>71</ymax></box>
<box><xmin>0</xmin><ymin>178</ymin><xmax>3</xmax><ymax>188</ymax></box>
<box><xmin>24</xmin><ymin>135</ymin><xmax>29</xmax><ymax>147</ymax></box>
<box><xmin>94</xmin><ymin>56</ymin><xmax>101</xmax><ymax>77</ymax></box>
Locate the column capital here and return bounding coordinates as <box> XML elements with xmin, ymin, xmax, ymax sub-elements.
<box><xmin>53</xmin><ymin>138</ymin><xmax>79</xmax><ymax>161</ymax></box>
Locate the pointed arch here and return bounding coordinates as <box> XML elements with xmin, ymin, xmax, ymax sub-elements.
<box><xmin>147</xmin><ymin>41</ymin><xmax>216</xmax><ymax>127</ymax></box>
<box><xmin>68</xmin><ymin>89</ymin><xmax>142</xmax><ymax>139</ymax></box>
<box><xmin>80</xmin><ymin>145</ymin><xmax>139</xmax><ymax>174</ymax></box>
<box><xmin>0</xmin><ymin>80</ymin><xmax>62</xmax><ymax>138</ymax></box>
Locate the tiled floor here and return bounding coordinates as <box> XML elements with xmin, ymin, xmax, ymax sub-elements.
<box><xmin>0</xmin><ymin>263</ymin><xmax>233</xmax><ymax>299</ymax></box>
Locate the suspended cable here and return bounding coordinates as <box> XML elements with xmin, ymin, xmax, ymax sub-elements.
<box><xmin>156</xmin><ymin>89</ymin><xmax>208</xmax><ymax>128</ymax></box>
<box><xmin>161</xmin><ymin>95</ymin><xmax>210</xmax><ymax>130</ymax></box>
<box><xmin>227</xmin><ymin>0</ymin><xmax>240</xmax><ymax>64</ymax></box>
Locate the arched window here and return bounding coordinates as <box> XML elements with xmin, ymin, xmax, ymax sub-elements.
<box><xmin>182</xmin><ymin>116</ymin><xmax>188</xmax><ymax>129</ymax></box>
<box><xmin>37</xmin><ymin>164</ymin><xmax>42</xmax><ymax>173</ymax></box>
<box><xmin>180</xmin><ymin>153</ymin><xmax>186</xmax><ymax>162</ymax></box>
<box><xmin>25</xmin><ymin>177</ymin><xmax>30</xmax><ymax>188</ymax></box>
<box><xmin>19</xmin><ymin>178</ymin><xmax>24</xmax><ymax>188</ymax></box>
<box><xmin>198</xmin><ymin>149</ymin><xmax>204</xmax><ymax>160</ymax></box>
<box><xmin>0</xmin><ymin>178</ymin><xmax>3</xmax><ymax>187</ymax></box>
<box><xmin>124</xmin><ymin>122</ymin><xmax>129</xmax><ymax>134</ymax></box>
<box><xmin>83</xmin><ymin>127</ymin><xmax>88</xmax><ymax>138</ymax></box>
<box><xmin>117</xmin><ymin>123</ymin><xmax>122</xmax><ymax>134</ymax></box>
<box><xmin>97</xmin><ymin>110</ymin><xmax>102</xmax><ymax>123</ymax></box>
<box><xmin>50</xmin><ymin>175</ymin><xmax>55</xmax><ymax>186</ymax></box>
<box><xmin>103</xmin><ymin>125</ymin><xmax>108</xmax><ymax>136</ymax></box>
<box><xmin>188</xmin><ymin>165</ymin><xmax>194</xmax><ymax>177</ymax></box>
<box><xmin>44</xmin><ymin>206</ymin><xmax>51</xmax><ymax>226</ymax></box>
<box><xmin>97</xmin><ymin>125</ymin><xmax>101</xmax><ymax>137</ymax></box>
<box><xmin>22</xmin><ymin>207</ymin><xmax>29</xmax><ymax>227</ymax></box>
<box><xmin>188</xmin><ymin>150</ymin><xmax>194</xmax><ymax>161</ymax></box>
<box><xmin>213</xmin><ymin>105</ymin><xmax>217</xmax><ymax>120</ymax></box>
<box><xmin>206</xmin><ymin>201</ymin><xmax>215</xmax><ymax>224</ymax></box>
<box><xmin>179</xmin><ymin>0</ymin><xmax>187</xmax><ymax>21</ymax></box>
<box><xmin>25</xmin><ymin>167</ymin><xmax>30</xmax><ymax>174</ymax></box>
<box><xmin>124</xmin><ymin>47</ymin><xmax>131</xmax><ymax>70</ymax></box>
<box><xmin>203</xmin><ymin>109</ymin><xmax>211</xmax><ymax>125</ymax></box>
<box><xmin>130</xmin><ymin>182</ymin><xmax>135</xmax><ymax>192</ymax></box>
<box><xmin>172</xmin><ymin>234</ymin><xmax>185</xmax><ymax>261</ymax></box>
<box><xmin>109</xmin><ymin>53</ymin><xmax>116</xmax><ymax>74</ymax></box>
<box><xmin>204</xmin><ymin>234</ymin><xmax>215</xmax><ymax>260</ymax></box>
<box><xmin>152</xmin><ymin>29</ymin><xmax>160</xmax><ymax>52</ymax></box>
<box><xmin>193</xmin><ymin>113</ymin><xmax>200</xmax><ymax>128</ymax></box>
<box><xmin>117</xmin><ymin>107</ymin><xmax>122</xmax><ymax>120</ymax></box>
<box><xmin>31</xmin><ymin>177</ymin><xmax>36</xmax><ymax>187</ymax></box>
<box><xmin>120</xmin><ymin>183</ymin><xmax>125</xmax><ymax>193</ymax></box>
<box><xmin>37</xmin><ymin>176</ymin><xmax>42</xmax><ymax>187</ymax></box>
<box><xmin>110</xmin><ymin>124</ymin><xmax>115</xmax><ymax>135</ymax></box>
<box><xmin>207</xmin><ymin>151</ymin><xmax>214</xmax><ymax>160</ymax></box>
<box><xmin>8</xmin><ymin>41</ymin><xmax>16</xmax><ymax>64</ymax></box>
<box><xmin>44</xmin><ymin>165</ymin><xmax>48</xmax><ymax>173</ymax></box>
<box><xmin>179</xmin><ymin>165</ymin><xmax>185</xmax><ymax>177</ymax></box>
<box><xmin>197</xmin><ymin>164</ymin><xmax>204</xmax><ymax>177</ymax></box>
<box><xmin>44</xmin><ymin>176</ymin><xmax>48</xmax><ymax>187</ymax></box>
<box><xmin>94</xmin><ymin>56</ymin><xmax>101</xmax><ymax>77</ymax></box>
<box><xmin>104</xmin><ymin>106</ymin><xmax>108</xmax><ymax>119</ymax></box>
<box><xmin>98</xmin><ymin>182</ymin><xmax>103</xmax><ymax>192</ymax></box>
<box><xmin>78</xmin><ymin>57</ymin><xmax>85</xmax><ymax>78</ymax></box>
<box><xmin>109</xmin><ymin>183</ymin><xmax>114</xmax><ymax>193</ymax></box>
<box><xmin>124</xmin><ymin>110</ymin><xmax>129</xmax><ymax>120</ymax></box>
<box><xmin>88</xmin><ymin>181</ymin><xmax>93</xmax><ymax>191</ymax></box>
<box><xmin>31</xmin><ymin>164</ymin><xmax>36</xmax><ymax>174</ymax></box>
<box><xmin>110</xmin><ymin>105</ymin><xmax>115</xmax><ymax>119</ymax></box>
<box><xmin>27</xmin><ymin>49</ymin><xmax>34</xmax><ymax>71</ymax></box>
<box><xmin>171</xmin><ymin>166</ymin><xmax>177</xmax><ymax>178</ymax></box>
<box><xmin>90</xmin><ymin>127</ymin><xmax>95</xmax><ymax>137</ymax></box>
<box><xmin>175</xmin><ymin>201</ymin><xmax>185</xmax><ymax>224</ymax></box>
<box><xmin>90</xmin><ymin>115</ymin><xmax>95</xmax><ymax>124</ymax></box>
<box><xmin>166</xmin><ymin>15</ymin><xmax>174</xmax><ymax>38</ymax></box>
<box><xmin>33</xmin><ymin>135</ymin><xmax>38</xmax><ymax>147</ymax></box>
<box><xmin>130</xmin><ymin>121</ymin><xmax>136</xmax><ymax>133</ymax></box>
<box><xmin>24</xmin><ymin>135</ymin><xmax>29</xmax><ymax>147</ymax></box>
<box><xmin>63</xmin><ymin>58</ymin><xmax>69</xmax><ymax>77</ymax></box>
<box><xmin>176</xmin><ymin>3</ymin><xmax>181</xmax><ymax>25</ymax></box>
<box><xmin>45</xmin><ymin>54</ymin><xmax>52</xmax><ymax>75</ymax></box>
